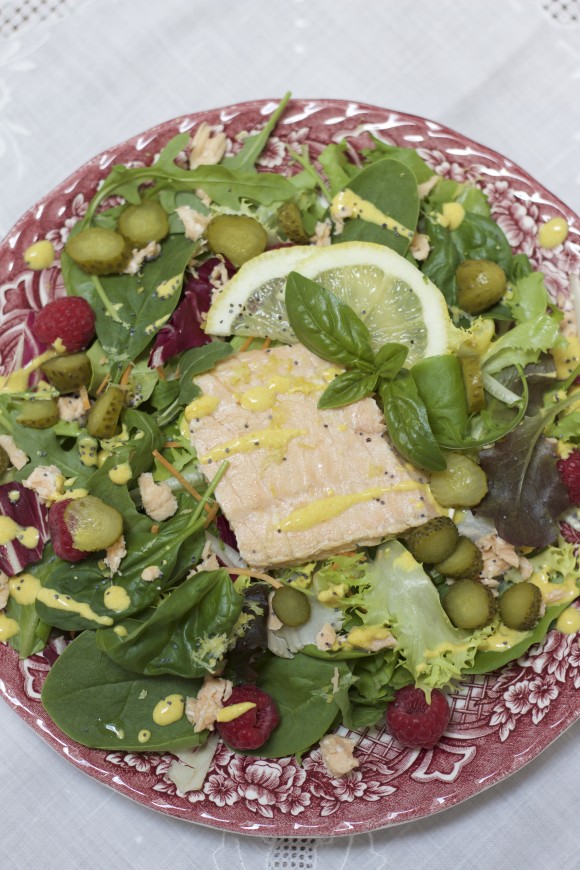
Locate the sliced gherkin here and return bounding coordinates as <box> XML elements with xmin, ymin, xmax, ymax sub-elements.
<box><xmin>272</xmin><ymin>585</ymin><xmax>311</xmax><ymax>627</ymax></box>
<box><xmin>16</xmin><ymin>398</ymin><xmax>59</xmax><ymax>429</ymax></box>
<box><xmin>118</xmin><ymin>200</ymin><xmax>169</xmax><ymax>247</ymax></box>
<box><xmin>86</xmin><ymin>386</ymin><xmax>124</xmax><ymax>438</ymax></box>
<box><xmin>434</xmin><ymin>535</ymin><xmax>483</xmax><ymax>580</ymax></box>
<box><xmin>41</xmin><ymin>352</ymin><xmax>92</xmax><ymax>393</ymax></box>
<box><xmin>277</xmin><ymin>202</ymin><xmax>310</xmax><ymax>244</ymax></box>
<box><xmin>499</xmin><ymin>582</ymin><xmax>542</xmax><ymax>631</ymax></box>
<box><xmin>66</xmin><ymin>227</ymin><xmax>129</xmax><ymax>275</ymax></box>
<box><xmin>404</xmin><ymin>516</ymin><xmax>459</xmax><ymax>564</ymax></box>
<box><xmin>443</xmin><ymin>578</ymin><xmax>497</xmax><ymax>629</ymax></box>
<box><xmin>206</xmin><ymin>215</ymin><xmax>268</xmax><ymax>267</ymax></box>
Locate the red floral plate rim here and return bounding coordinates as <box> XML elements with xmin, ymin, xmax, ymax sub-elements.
<box><xmin>0</xmin><ymin>98</ymin><xmax>579</xmax><ymax>838</ymax></box>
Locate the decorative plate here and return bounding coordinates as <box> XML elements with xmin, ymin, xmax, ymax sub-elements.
<box><xmin>0</xmin><ymin>99</ymin><xmax>579</xmax><ymax>837</ymax></box>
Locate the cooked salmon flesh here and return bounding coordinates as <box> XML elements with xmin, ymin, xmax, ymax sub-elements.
<box><xmin>189</xmin><ymin>344</ymin><xmax>439</xmax><ymax>568</ymax></box>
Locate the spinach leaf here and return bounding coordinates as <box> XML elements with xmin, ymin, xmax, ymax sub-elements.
<box><xmin>318</xmin><ymin>370</ymin><xmax>377</xmax><ymax>409</ymax></box>
<box><xmin>249</xmin><ymin>653</ymin><xmax>352</xmax><ymax>759</ymax></box>
<box><xmin>336</xmin><ymin>158</ymin><xmax>419</xmax><ymax>256</ymax></box>
<box><xmin>411</xmin><ymin>354</ymin><xmax>468</xmax><ymax>444</ymax></box>
<box><xmin>285</xmin><ymin>272</ymin><xmax>375</xmax><ymax>369</ymax></box>
<box><xmin>96</xmin><ymin>569</ymin><xmax>243</xmax><ymax>678</ymax></box>
<box><xmin>35</xmin><ymin>495</ymin><xmax>206</xmax><ymax>631</ymax></box>
<box><xmin>41</xmin><ymin>631</ymin><xmax>206</xmax><ymax>751</ymax></box>
<box><xmin>421</xmin><ymin>216</ymin><xmax>460</xmax><ymax>306</ymax></box>
<box><xmin>361</xmin><ymin>137</ymin><xmax>436</xmax><ymax>184</ymax></box>
<box><xmin>63</xmin><ymin>235</ymin><xmax>199</xmax><ymax>379</ymax></box>
<box><xmin>5</xmin><ymin>546</ymin><xmax>56</xmax><ymax>657</ymax></box>
<box><xmin>379</xmin><ymin>373</ymin><xmax>446</xmax><ymax>471</ymax></box>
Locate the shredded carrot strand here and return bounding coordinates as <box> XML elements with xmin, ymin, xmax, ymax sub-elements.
<box><xmin>224</xmin><ymin>567</ymin><xmax>282</xmax><ymax>589</ymax></box>
<box><xmin>203</xmin><ymin>502</ymin><xmax>220</xmax><ymax>528</ymax></box>
<box><xmin>95</xmin><ymin>373</ymin><xmax>110</xmax><ymax>396</ymax></box>
<box><xmin>119</xmin><ymin>363</ymin><xmax>134</xmax><ymax>387</ymax></box>
<box><xmin>238</xmin><ymin>336</ymin><xmax>255</xmax><ymax>353</ymax></box>
<box><xmin>79</xmin><ymin>385</ymin><xmax>91</xmax><ymax>411</ymax></box>
<box><xmin>151</xmin><ymin>449</ymin><xmax>212</xmax><ymax>513</ymax></box>
<box><xmin>156</xmin><ymin>366</ymin><xmax>167</xmax><ymax>382</ymax></box>
<box><xmin>150</xmin><ymin>524</ymin><xmax>160</xmax><ymax>534</ymax></box>
<box><xmin>163</xmin><ymin>440</ymin><xmax>181</xmax><ymax>449</ymax></box>
<box><xmin>262</xmin><ymin>336</ymin><xmax>272</xmax><ymax>349</ymax></box>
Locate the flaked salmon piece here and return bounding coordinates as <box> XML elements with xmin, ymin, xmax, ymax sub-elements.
<box><xmin>189</xmin><ymin>344</ymin><xmax>439</xmax><ymax>568</ymax></box>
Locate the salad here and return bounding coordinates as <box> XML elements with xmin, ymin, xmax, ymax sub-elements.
<box><xmin>0</xmin><ymin>93</ymin><xmax>579</xmax><ymax>782</ymax></box>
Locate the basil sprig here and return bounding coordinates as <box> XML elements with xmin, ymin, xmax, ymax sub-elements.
<box><xmin>285</xmin><ymin>272</ymin><xmax>446</xmax><ymax>471</ymax></box>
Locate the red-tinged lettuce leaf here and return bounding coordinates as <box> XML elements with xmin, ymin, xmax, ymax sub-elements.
<box><xmin>0</xmin><ymin>482</ymin><xmax>49</xmax><ymax>575</ymax></box>
<box><xmin>149</xmin><ymin>258</ymin><xmax>235</xmax><ymax>366</ymax></box>
<box><xmin>477</xmin><ymin>422</ymin><xmax>570</xmax><ymax>548</ymax></box>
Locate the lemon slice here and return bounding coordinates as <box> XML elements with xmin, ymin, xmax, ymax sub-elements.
<box><xmin>205</xmin><ymin>242</ymin><xmax>452</xmax><ymax>365</ymax></box>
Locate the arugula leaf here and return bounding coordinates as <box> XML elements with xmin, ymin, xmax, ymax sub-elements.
<box><xmin>222</xmin><ymin>92</ymin><xmax>291</xmax><ymax>172</ymax></box>
<box><xmin>318</xmin><ymin>370</ymin><xmax>377</xmax><ymax>409</ymax></box>
<box><xmin>41</xmin><ymin>631</ymin><xmax>206</xmax><ymax>751</ymax></box>
<box><xmin>318</xmin><ymin>142</ymin><xmax>359</xmax><ymax>196</ymax></box>
<box><xmin>379</xmin><ymin>373</ymin><xmax>446</xmax><ymax>471</ymax></box>
<box><xmin>285</xmin><ymin>272</ymin><xmax>375</xmax><ymax>369</ymax></box>
<box><xmin>97</xmin><ymin>569</ymin><xmax>243</xmax><ymax>678</ymax></box>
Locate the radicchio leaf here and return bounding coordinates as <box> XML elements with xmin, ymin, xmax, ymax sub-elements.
<box><xmin>149</xmin><ymin>258</ymin><xmax>234</xmax><ymax>366</ymax></box>
<box><xmin>0</xmin><ymin>482</ymin><xmax>49</xmax><ymax>575</ymax></box>
<box><xmin>477</xmin><ymin>422</ymin><xmax>570</xmax><ymax>548</ymax></box>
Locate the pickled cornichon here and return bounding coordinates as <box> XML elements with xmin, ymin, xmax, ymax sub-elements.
<box><xmin>405</xmin><ymin>516</ymin><xmax>459</xmax><ymax>564</ymax></box>
<box><xmin>118</xmin><ymin>200</ymin><xmax>169</xmax><ymax>247</ymax></box>
<box><xmin>443</xmin><ymin>578</ymin><xmax>497</xmax><ymax>629</ymax></box>
<box><xmin>272</xmin><ymin>585</ymin><xmax>311</xmax><ymax>627</ymax></box>
<box><xmin>429</xmin><ymin>452</ymin><xmax>488</xmax><ymax>508</ymax></box>
<box><xmin>16</xmin><ymin>398</ymin><xmax>59</xmax><ymax>429</ymax></box>
<box><xmin>65</xmin><ymin>227</ymin><xmax>129</xmax><ymax>275</ymax></box>
<box><xmin>498</xmin><ymin>582</ymin><xmax>542</xmax><ymax>631</ymax></box>
<box><xmin>41</xmin><ymin>352</ymin><xmax>92</xmax><ymax>393</ymax></box>
<box><xmin>86</xmin><ymin>386</ymin><xmax>125</xmax><ymax>439</ymax></box>
<box><xmin>434</xmin><ymin>535</ymin><xmax>483</xmax><ymax>580</ymax></box>
<box><xmin>455</xmin><ymin>259</ymin><xmax>507</xmax><ymax>314</ymax></box>
<box><xmin>206</xmin><ymin>215</ymin><xmax>268</xmax><ymax>267</ymax></box>
<box><xmin>277</xmin><ymin>202</ymin><xmax>310</xmax><ymax>244</ymax></box>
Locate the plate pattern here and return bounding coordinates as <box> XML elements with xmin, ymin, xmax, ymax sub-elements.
<box><xmin>0</xmin><ymin>99</ymin><xmax>579</xmax><ymax>836</ymax></box>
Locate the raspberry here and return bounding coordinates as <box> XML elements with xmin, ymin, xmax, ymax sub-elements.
<box><xmin>48</xmin><ymin>499</ymin><xmax>90</xmax><ymax>562</ymax></box>
<box><xmin>385</xmin><ymin>686</ymin><xmax>450</xmax><ymax>749</ymax></box>
<box><xmin>33</xmin><ymin>297</ymin><xmax>96</xmax><ymax>352</ymax></box>
<box><xmin>557</xmin><ymin>450</ymin><xmax>580</xmax><ymax>505</ymax></box>
<box><xmin>216</xmin><ymin>685</ymin><xmax>280</xmax><ymax>750</ymax></box>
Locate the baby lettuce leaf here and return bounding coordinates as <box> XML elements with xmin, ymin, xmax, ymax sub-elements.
<box><xmin>335</xmin><ymin>158</ymin><xmax>419</xmax><ymax>256</ymax></box>
<box><xmin>96</xmin><ymin>569</ymin><xmax>243</xmax><ymax>678</ymax></box>
<box><xmin>249</xmin><ymin>653</ymin><xmax>352</xmax><ymax>759</ymax></box>
<box><xmin>41</xmin><ymin>630</ymin><xmax>206</xmax><ymax>751</ymax></box>
<box><xmin>35</xmin><ymin>495</ymin><xmax>206</xmax><ymax>631</ymax></box>
<box><xmin>372</xmin><ymin>540</ymin><xmax>486</xmax><ymax>696</ymax></box>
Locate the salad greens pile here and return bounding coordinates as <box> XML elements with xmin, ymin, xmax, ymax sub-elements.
<box><xmin>1</xmin><ymin>93</ymin><xmax>579</xmax><ymax>763</ymax></box>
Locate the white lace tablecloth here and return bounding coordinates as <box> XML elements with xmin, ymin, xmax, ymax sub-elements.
<box><xmin>1</xmin><ymin>1</ymin><xmax>579</xmax><ymax>868</ymax></box>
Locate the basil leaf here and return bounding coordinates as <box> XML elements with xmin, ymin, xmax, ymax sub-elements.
<box><xmin>42</xmin><ymin>630</ymin><xmax>206</xmax><ymax>751</ymax></box>
<box><xmin>379</xmin><ymin>373</ymin><xmax>447</xmax><ymax>471</ymax></box>
<box><xmin>318</xmin><ymin>370</ymin><xmax>378</xmax><ymax>410</ymax></box>
<box><xmin>411</xmin><ymin>354</ymin><xmax>468</xmax><ymax>444</ymax></box>
<box><xmin>285</xmin><ymin>272</ymin><xmax>375</xmax><ymax>369</ymax></box>
<box><xmin>374</xmin><ymin>342</ymin><xmax>408</xmax><ymax>379</ymax></box>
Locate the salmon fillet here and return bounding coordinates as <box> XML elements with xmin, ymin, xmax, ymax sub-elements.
<box><xmin>189</xmin><ymin>344</ymin><xmax>439</xmax><ymax>568</ymax></box>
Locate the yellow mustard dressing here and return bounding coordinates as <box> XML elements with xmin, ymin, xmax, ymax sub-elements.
<box><xmin>0</xmin><ymin>613</ymin><xmax>19</xmax><ymax>641</ymax></box>
<box><xmin>216</xmin><ymin>702</ymin><xmax>256</xmax><ymax>723</ymax></box>
<box><xmin>239</xmin><ymin>386</ymin><xmax>277</xmax><ymax>412</ymax></box>
<box><xmin>478</xmin><ymin>624</ymin><xmax>529</xmax><ymax>652</ymax></box>
<box><xmin>0</xmin><ymin>516</ymin><xmax>40</xmax><ymax>549</ymax></box>
<box><xmin>103</xmin><ymin>586</ymin><xmax>131</xmax><ymax>612</ymax></box>
<box><xmin>36</xmin><ymin>588</ymin><xmax>114</xmax><ymax>625</ymax></box>
<box><xmin>24</xmin><ymin>240</ymin><xmax>55</xmax><ymax>270</ymax></box>
<box><xmin>438</xmin><ymin>202</ymin><xmax>465</xmax><ymax>230</ymax></box>
<box><xmin>137</xmin><ymin>729</ymin><xmax>151</xmax><ymax>744</ymax></box>
<box><xmin>108</xmin><ymin>462</ymin><xmax>132</xmax><ymax>485</ymax></box>
<box><xmin>552</xmin><ymin>335</ymin><xmax>580</xmax><ymax>380</ymax></box>
<box><xmin>538</xmin><ymin>216</ymin><xmax>569</xmax><ymax>249</ymax></box>
<box><xmin>114</xmin><ymin>625</ymin><xmax>129</xmax><ymax>637</ymax></box>
<box><xmin>202</xmin><ymin>428</ymin><xmax>305</xmax><ymax>463</ymax></box>
<box><xmin>8</xmin><ymin>573</ymin><xmax>41</xmax><ymax>606</ymax></box>
<box><xmin>347</xmin><ymin>625</ymin><xmax>393</xmax><ymax>651</ymax></box>
<box><xmin>393</xmin><ymin>550</ymin><xmax>418</xmax><ymax>572</ymax></box>
<box><xmin>0</xmin><ymin>349</ymin><xmax>58</xmax><ymax>393</ymax></box>
<box><xmin>330</xmin><ymin>189</ymin><xmax>414</xmax><ymax>240</ymax></box>
<box><xmin>530</xmin><ymin>569</ymin><xmax>578</xmax><ymax>607</ymax></box>
<box><xmin>152</xmin><ymin>694</ymin><xmax>185</xmax><ymax>726</ymax></box>
<box><xmin>155</xmin><ymin>275</ymin><xmax>181</xmax><ymax>299</ymax></box>
<box><xmin>278</xmin><ymin>482</ymin><xmax>420</xmax><ymax>533</ymax></box>
<box><xmin>78</xmin><ymin>436</ymin><xmax>99</xmax><ymax>467</ymax></box>
<box><xmin>185</xmin><ymin>394</ymin><xmax>220</xmax><ymax>422</ymax></box>
<box><xmin>556</xmin><ymin>606</ymin><xmax>580</xmax><ymax>635</ymax></box>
